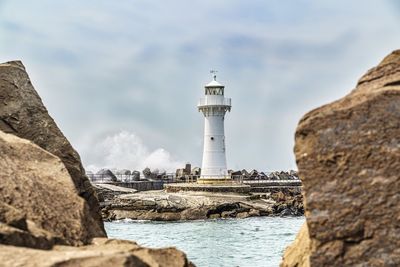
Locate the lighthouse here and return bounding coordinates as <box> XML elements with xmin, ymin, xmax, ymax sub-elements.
<box><xmin>197</xmin><ymin>71</ymin><xmax>232</xmax><ymax>184</ymax></box>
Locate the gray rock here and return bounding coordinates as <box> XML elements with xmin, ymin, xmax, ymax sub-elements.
<box><xmin>131</xmin><ymin>170</ymin><xmax>140</xmax><ymax>181</ymax></box>
<box><xmin>96</xmin><ymin>169</ymin><xmax>118</xmax><ymax>182</ymax></box>
<box><xmin>114</xmin><ymin>169</ymin><xmax>131</xmax><ymax>175</ymax></box>
<box><xmin>142</xmin><ymin>167</ymin><xmax>151</xmax><ymax>178</ymax></box>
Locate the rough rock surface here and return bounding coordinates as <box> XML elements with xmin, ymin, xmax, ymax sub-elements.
<box><xmin>0</xmin><ymin>238</ymin><xmax>193</xmax><ymax>267</ymax></box>
<box><xmin>281</xmin><ymin>50</ymin><xmax>400</xmax><ymax>266</ymax></box>
<box><xmin>281</xmin><ymin>224</ymin><xmax>311</xmax><ymax>267</ymax></box>
<box><xmin>0</xmin><ymin>131</ymin><xmax>102</xmax><ymax>248</ymax></box>
<box><xmin>93</xmin><ymin>184</ymin><xmax>137</xmax><ymax>203</ymax></box>
<box><xmin>0</xmin><ymin>61</ymin><xmax>105</xmax><ymax>237</ymax></box>
<box><xmin>101</xmin><ymin>190</ymin><xmax>303</xmax><ymax>221</ymax></box>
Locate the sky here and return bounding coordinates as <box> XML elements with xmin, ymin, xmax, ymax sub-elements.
<box><xmin>1</xmin><ymin>1</ymin><xmax>399</xmax><ymax>172</ymax></box>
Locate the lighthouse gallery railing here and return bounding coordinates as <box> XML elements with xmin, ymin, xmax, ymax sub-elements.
<box><xmin>198</xmin><ymin>97</ymin><xmax>231</xmax><ymax>107</ymax></box>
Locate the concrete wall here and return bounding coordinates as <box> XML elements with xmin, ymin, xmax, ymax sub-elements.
<box><xmin>114</xmin><ymin>181</ymin><xmax>164</xmax><ymax>191</ymax></box>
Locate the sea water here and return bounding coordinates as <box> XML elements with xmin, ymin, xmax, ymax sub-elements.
<box><xmin>105</xmin><ymin>216</ymin><xmax>304</xmax><ymax>267</ymax></box>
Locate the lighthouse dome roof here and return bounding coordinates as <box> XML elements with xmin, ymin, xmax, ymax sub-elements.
<box><xmin>205</xmin><ymin>79</ymin><xmax>224</xmax><ymax>87</ymax></box>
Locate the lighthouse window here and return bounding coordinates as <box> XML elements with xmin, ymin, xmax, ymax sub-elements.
<box><xmin>211</xmin><ymin>137</ymin><xmax>214</xmax><ymax>140</ymax></box>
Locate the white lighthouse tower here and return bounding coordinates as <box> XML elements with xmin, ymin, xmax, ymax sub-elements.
<box><xmin>197</xmin><ymin>71</ymin><xmax>232</xmax><ymax>184</ymax></box>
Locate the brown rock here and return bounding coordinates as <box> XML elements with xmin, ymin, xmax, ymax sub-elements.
<box><xmin>0</xmin><ymin>61</ymin><xmax>105</xmax><ymax>237</ymax></box>
<box><xmin>236</xmin><ymin>212</ymin><xmax>250</xmax><ymax>219</ymax></box>
<box><xmin>180</xmin><ymin>208</ymin><xmax>208</xmax><ymax>220</ymax></box>
<box><xmin>248</xmin><ymin>209</ymin><xmax>260</xmax><ymax>217</ymax></box>
<box><xmin>220</xmin><ymin>210</ymin><xmax>235</xmax><ymax>218</ymax></box>
<box><xmin>209</xmin><ymin>214</ymin><xmax>220</xmax><ymax>219</ymax></box>
<box><xmin>0</xmin><ymin>203</ymin><xmax>27</xmax><ymax>231</ymax></box>
<box><xmin>0</xmin><ymin>238</ymin><xmax>194</xmax><ymax>267</ymax></box>
<box><xmin>0</xmin><ymin>222</ymin><xmax>54</xmax><ymax>250</ymax></box>
<box><xmin>0</xmin><ymin>131</ymin><xmax>104</xmax><ymax>247</ymax></box>
<box><xmin>282</xmin><ymin>49</ymin><xmax>400</xmax><ymax>266</ymax></box>
<box><xmin>281</xmin><ymin>223</ymin><xmax>311</xmax><ymax>267</ymax></box>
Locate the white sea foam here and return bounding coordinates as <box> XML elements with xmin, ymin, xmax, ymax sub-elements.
<box><xmin>85</xmin><ymin>131</ymin><xmax>184</xmax><ymax>173</ymax></box>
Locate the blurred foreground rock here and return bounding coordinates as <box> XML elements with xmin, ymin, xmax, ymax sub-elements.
<box><xmin>0</xmin><ymin>131</ymin><xmax>192</xmax><ymax>266</ymax></box>
<box><xmin>281</xmin><ymin>50</ymin><xmax>400</xmax><ymax>266</ymax></box>
<box><xmin>0</xmin><ymin>131</ymin><xmax>100</xmax><ymax>248</ymax></box>
<box><xmin>0</xmin><ymin>238</ymin><xmax>193</xmax><ymax>267</ymax></box>
<box><xmin>0</xmin><ymin>61</ymin><xmax>105</xmax><ymax>236</ymax></box>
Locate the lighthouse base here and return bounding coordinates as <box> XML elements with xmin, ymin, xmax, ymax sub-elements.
<box><xmin>197</xmin><ymin>177</ymin><xmax>232</xmax><ymax>185</ymax></box>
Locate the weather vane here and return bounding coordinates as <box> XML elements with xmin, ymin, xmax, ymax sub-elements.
<box><xmin>210</xmin><ymin>70</ymin><xmax>218</xmax><ymax>81</ymax></box>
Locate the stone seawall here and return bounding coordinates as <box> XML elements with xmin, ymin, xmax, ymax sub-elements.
<box><xmin>114</xmin><ymin>181</ymin><xmax>164</xmax><ymax>191</ymax></box>
<box><xmin>164</xmin><ymin>183</ymin><xmax>251</xmax><ymax>194</ymax></box>
<box><xmin>249</xmin><ymin>186</ymin><xmax>302</xmax><ymax>194</ymax></box>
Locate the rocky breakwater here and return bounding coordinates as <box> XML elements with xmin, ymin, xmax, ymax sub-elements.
<box><xmin>281</xmin><ymin>50</ymin><xmax>400</xmax><ymax>266</ymax></box>
<box><xmin>101</xmin><ymin>189</ymin><xmax>303</xmax><ymax>221</ymax></box>
<box><xmin>0</xmin><ymin>61</ymin><xmax>192</xmax><ymax>267</ymax></box>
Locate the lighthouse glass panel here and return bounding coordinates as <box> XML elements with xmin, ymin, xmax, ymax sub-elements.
<box><xmin>205</xmin><ymin>88</ymin><xmax>224</xmax><ymax>95</ymax></box>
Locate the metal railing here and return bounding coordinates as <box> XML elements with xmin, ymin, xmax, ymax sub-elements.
<box><xmin>242</xmin><ymin>179</ymin><xmax>302</xmax><ymax>187</ymax></box>
<box><xmin>87</xmin><ymin>173</ymin><xmax>301</xmax><ymax>186</ymax></box>
<box><xmin>198</xmin><ymin>97</ymin><xmax>231</xmax><ymax>107</ymax></box>
<box><xmin>87</xmin><ymin>173</ymin><xmax>198</xmax><ymax>184</ymax></box>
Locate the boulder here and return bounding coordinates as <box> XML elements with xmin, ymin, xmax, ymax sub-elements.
<box><xmin>258</xmin><ymin>172</ymin><xmax>267</xmax><ymax>179</ymax></box>
<box><xmin>158</xmin><ymin>170</ymin><xmax>166</xmax><ymax>179</ymax></box>
<box><xmin>278</xmin><ymin>171</ymin><xmax>290</xmax><ymax>180</ymax></box>
<box><xmin>96</xmin><ymin>169</ymin><xmax>118</xmax><ymax>182</ymax></box>
<box><xmin>141</xmin><ymin>168</ymin><xmax>163</xmax><ymax>180</ymax></box>
<box><xmin>248</xmin><ymin>169</ymin><xmax>259</xmax><ymax>179</ymax></box>
<box><xmin>131</xmin><ymin>170</ymin><xmax>141</xmax><ymax>181</ymax></box>
<box><xmin>175</xmin><ymin>168</ymin><xmax>186</xmax><ymax>178</ymax></box>
<box><xmin>0</xmin><ymin>61</ymin><xmax>106</xmax><ymax>237</ymax></box>
<box><xmin>191</xmin><ymin>167</ymin><xmax>201</xmax><ymax>176</ymax></box>
<box><xmin>267</xmin><ymin>171</ymin><xmax>278</xmax><ymax>180</ymax></box>
<box><xmin>0</xmin><ymin>131</ymin><xmax>103</xmax><ymax>248</ymax></box>
<box><xmin>152</xmin><ymin>169</ymin><xmax>160</xmax><ymax>177</ymax></box>
<box><xmin>281</xmin><ymin>50</ymin><xmax>400</xmax><ymax>266</ymax></box>
<box><xmin>241</xmin><ymin>169</ymin><xmax>249</xmax><ymax>178</ymax></box>
<box><xmin>143</xmin><ymin>167</ymin><xmax>152</xmax><ymax>178</ymax></box>
<box><xmin>230</xmin><ymin>170</ymin><xmax>242</xmax><ymax>176</ymax></box>
<box><xmin>289</xmin><ymin>170</ymin><xmax>298</xmax><ymax>179</ymax></box>
<box><xmin>114</xmin><ymin>169</ymin><xmax>131</xmax><ymax>175</ymax></box>
<box><xmin>0</xmin><ymin>238</ymin><xmax>194</xmax><ymax>267</ymax></box>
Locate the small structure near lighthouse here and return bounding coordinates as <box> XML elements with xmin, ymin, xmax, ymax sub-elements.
<box><xmin>197</xmin><ymin>71</ymin><xmax>232</xmax><ymax>184</ymax></box>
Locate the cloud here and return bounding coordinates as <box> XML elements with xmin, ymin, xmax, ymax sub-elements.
<box><xmin>85</xmin><ymin>131</ymin><xmax>184</xmax><ymax>173</ymax></box>
<box><xmin>1</xmin><ymin>0</ymin><xmax>399</xmax><ymax>172</ymax></box>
